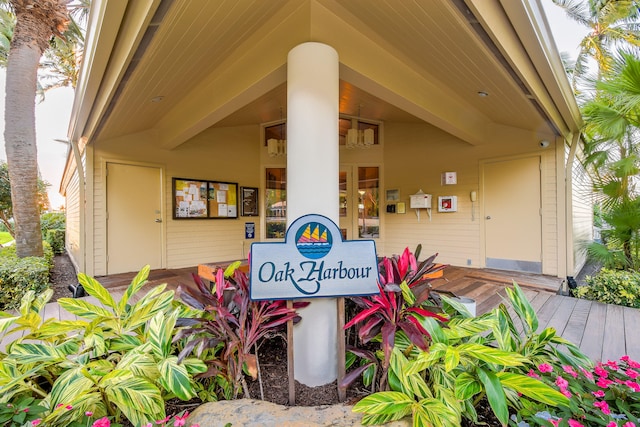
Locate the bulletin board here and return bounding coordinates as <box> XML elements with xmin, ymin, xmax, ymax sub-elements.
<box><xmin>172</xmin><ymin>178</ymin><xmax>238</xmax><ymax>219</ymax></box>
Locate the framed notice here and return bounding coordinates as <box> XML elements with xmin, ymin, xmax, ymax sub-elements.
<box><xmin>173</xmin><ymin>178</ymin><xmax>208</xmax><ymax>218</ymax></box>
<box><xmin>241</xmin><ymin>187</ymin><xmax>259</xmax><ymax>216</ymax></box>
<box><xmin>172</xmin><ymin>178</ymin><xmax>238</xmax><ymax>219</ymax></box>
<box><xmin>207</xmin><ymin>181</ymin><xmax>238</xmax><ymax>218</ymax></box>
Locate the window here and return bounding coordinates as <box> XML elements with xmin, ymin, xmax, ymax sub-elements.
<box><xmin>358</xmin><ymin>167</ymin><xmax>379</xmax><ymax>238</ymax></box>
<box><xmin>265</xmin><ymin>168</ymin><xmax>286</xmax><ymax>238</ymax></box>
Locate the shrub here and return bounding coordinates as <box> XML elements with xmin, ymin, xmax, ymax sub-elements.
<box><xmin>41</xmin><ymin>212</ymin><xmax>65</xmax><ymax>254</ymax></box>
<box><xmin>0</xmin><ymin>242</ymin><xmax>53</xmax><ymax>311</ymax></box>
<box><xmin>0</xmin><ymin>267</ymin><xmax>206</xmax><ymax>427</ymax></box>
<box><xmin>574</xmin><ymin>268</ymin><xmax>640</xmax><ymax>308</ymax></box>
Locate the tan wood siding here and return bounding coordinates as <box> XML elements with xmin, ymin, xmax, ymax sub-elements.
<box><xmin>64</xmin><ymin>170</ymin><xmax>81</xmax><ymax>269</ymax></box>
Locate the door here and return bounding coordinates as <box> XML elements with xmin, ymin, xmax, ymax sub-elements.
<box><xmin>106</xmin><ymin>163</ymin><xmax>163</xmax><ymax>274</ymax></box>
<box><xmin>483</xmin><ymin>157</ymin><xmax>542</xmax><ymax>273</ymax></box>
<box><xmin>338</xmin><ymin>166</ymin><xmax>380</xmax><ymax>240</ymax></box>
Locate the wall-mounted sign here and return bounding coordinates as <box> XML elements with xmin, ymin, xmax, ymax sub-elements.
<box><xmin>250</xmin><ymin>214</ymin><xmax>378</xmax><ymax>300</ymax></box>
<box><xmin>245</xmin><ymin>222</ymin><xmax>255</xmax><ymax>239</ymax></box>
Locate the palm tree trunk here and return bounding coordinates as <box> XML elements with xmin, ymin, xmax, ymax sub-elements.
<box><xmin>3</xmin><ymin>2</ymin><xmax>53</xmax><ymax>258</ymax></box>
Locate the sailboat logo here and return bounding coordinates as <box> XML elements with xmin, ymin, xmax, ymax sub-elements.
<box><xmin>295</xmin><ymin>222</ymin><xmax>333</xmax><ymax>259</ymax></box>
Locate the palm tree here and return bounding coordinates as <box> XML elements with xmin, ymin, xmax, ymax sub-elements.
<box><xmin>1</xmin><ymin>0</ymin><xmax>87</xmax><ymax>258</ymax></box>
<box><xmin>581</xmin><ymin>52</ymin><xmax>640</xmax><ymax>269</ymax></box>
<box><xmin>551</xmin><ymin>0</ymin><xmax>640</xmax><ymax>91</ymax></box>
<box><xmin>2</xmin><ymin>0</ymin><xmax>70</xmax><ymax>257</ymax></box>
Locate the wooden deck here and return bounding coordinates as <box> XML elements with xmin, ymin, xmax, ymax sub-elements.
<box><xmin>3</xmin><ymin>265</ymin><xmax>639</xmax><ymax>363</ymax></box>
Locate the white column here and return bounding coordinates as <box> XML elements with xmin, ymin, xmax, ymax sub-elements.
<box><xmin>287</xmin><ymin>42</ymin><xmax>339</xmax><ymax>386</ymax></box>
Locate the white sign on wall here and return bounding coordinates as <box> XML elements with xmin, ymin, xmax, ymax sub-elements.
<box><xmin>250</xmin><ymin>214</ymin><xmax>379</xmax><ymax>300</ymax></box>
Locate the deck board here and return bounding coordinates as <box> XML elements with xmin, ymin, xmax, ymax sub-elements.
<box><xmin>602</xmin><ymin>304</ymin><xmax>626</xmax><ymax>363</ymax></box>
<box><xmin>580</xmin><ymin>302</ymin><xmax>607</xmax><ymax>361</ymax></box>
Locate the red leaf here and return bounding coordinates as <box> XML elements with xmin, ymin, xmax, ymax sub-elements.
<box><xmin>344</xmin><ymin>306</ymin><xmax>381</xmax><ymax>329</ymax></box>
<box><xmin>406</xmin><ymin>306</ymin><xmax>448</xmax><ymax>322</ymax></box>
<box><xmin>357</xmin><ymin>317</ymin><xmax>382</xmax><ymax>342</ymax></box>
<box><xmin>381</xmin><ymin>322</ymin><xmax>396</xmax><ymax>367</ymax></box>
<box><xmin>340</xmin><ymin>362</ymin><xmax>375</xmax><ymax>389</ymax></box>
<box><xmin>399</xmin><ymin>319</ymin><xmax>429</xmax><ymax>351</ymax></box>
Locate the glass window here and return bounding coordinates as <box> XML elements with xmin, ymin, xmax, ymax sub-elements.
<box><xmin>339</xmin><ymin>171</ymin><xmax>347</xmax><ymax>217</ymax></box>
<box><xmin>358</xmin><ymin>167</ymin><xmax>379</xmax><ymax>238</ymax></box>
<box><xmin>265</xmin><ymin>168</ymin><xmax>286</xmax><ymax>238</ymax></box>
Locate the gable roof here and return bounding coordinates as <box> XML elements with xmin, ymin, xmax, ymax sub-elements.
<box><xmin>67</xmin><ymin>0</ymin><xmax>581</xmax><ymax>151</ymax></box>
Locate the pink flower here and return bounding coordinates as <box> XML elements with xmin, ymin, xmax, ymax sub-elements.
<box><xmin>625</xmin><ymin>369</ymin><xmax>639</xmax><ymax>379</ymax></box>
<box><xmin>607</xmin><ymin>423</ymin><xmax>617</xmax><ymax>427</ymax></box>
<box><xmin>596</xmin><ymin>377</ymin><xmax>614</xmax><ymax>388</ymax></box>
<box><xmin>561</xmin><ymin>388</ymin><xmax>572</xmax><ymax>398</ymax></box>
<box><xmin>622</xmin><ymin>356</ymin><xmax>640</xmax><ymax>368</ymax></box>
<box><xmin>563</xmin><ymin>366</ymin><xmax>579</xmax><ymax>378</ymax></box>
<box><xmin>625</xmin><ymin>380</ymin><xmax>640</xmax><ymax>392</ymax></box>
<box><xmin>538</xmin><ymin>363</ymin><xmax>553</xmax><ymax>373</ymax></box>
<box><xmin>191</xmin><ymin>425</ymin><xmax>200</xmax><ymax>427</ymax></box>
<box><xmin>594</xmin><ymin>400</ymin><xmax>611</xmax><ymax>415</ymax></box>
<box><xmin>592</xmin><ymin>390</ymin><xmax>605</xmax><ymax>398</ymax></box>
<box><xmin>156</xmin><ymin>416</ymin><xmax>171</xmax><ymax>424</ymax></box>
<box><xmin>579</xmin><ymin>367</ymin><xmax>594</xmax><ymax>379</ymax></box>
<box><xmin>623</xmin><ymin>423</ymin><xmax>636</xmax><ymax>427</ymax></box>
<box><xmin>92</xmin><ymin>418</ymin><xmax>111</xmax><ymax>427</ymax></box>
<box><xmin>56</xmin><ymin>404</ymin><xmax>63</xmax><ymax>409</ymax></box>
<box><xmin>174</xmin><ymin>411</ymin><xmax>190</xmax><ymax>427</ymax></box>
<box><xmin>550</xmin><ymin>419</ymin><xmax>562</xmax><ymax>427</ymax></box>
<box><xmin>555</xmin><ymin>376</ymin><xmax>569</xmax><ymax>389</ymax></box>
<box><xmin>568</xmin><ymin>420</ymin><xmax>584</xmax><ymax>427</ymax></box>
<box><xmin>86</xmin><ymin>411</ymin><xmax>94</xmax><ymax>417</ymax></box>
<box><xmin>144</xmin><ymin>424</ymin><xmax>152</xmax><ymax>427</ymax></box>
<box><xmin>31</xmin><ymin>420</ymin><xmax>41</xmax><ymax>426</ymax></box>
<box><xmin>606</xmin><ymin>360</ymin><xmax>619</xmax><ymax>370</ymax></box>
<box><xmin>65</xmin><ymin>405</ymin><xmax>73</xmax><ymax>411</ymax></box>
<box><xmin>595</xmin><ymin>365</ymin><xmax>609</xmax><ymax>378</ymax></box>
<box><xmin>23</xmin><ymin>408</ymin><xmax>29</xmax><ymax>413</ymax></box>
<box><xmin>527</xmin><ymin>369</ymin><xmax>540</xmax><ymax>379</ymax></box>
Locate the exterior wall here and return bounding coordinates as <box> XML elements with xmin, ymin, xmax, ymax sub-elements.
<box><xmin>87</xmin><ymin>120</ymin><xmax>561</xmax><ymax>276</ymax></box>
<box><xmin>571</xmin><ymin>154</ymin><xmax>593</xmax><ymax>275</ymax></box>
<box><xmin>382</xmin><ymin>122</ymin><xmax>559</xmax><ymax>275</ymax></box>
<box><xmin>90</xmin><ymin>125</ymin><xmax>261</xmax><ymax>275</ymax></box>
<box><xmin>64</xmin><ymin>166</ymin><xmax>82</xmax><ymax>271</ymax></box>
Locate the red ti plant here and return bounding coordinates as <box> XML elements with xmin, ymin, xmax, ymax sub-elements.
<box><xmin>343</xmin><ymin>245</ymin><xmax>448</xmax><ymax>391</ymax></box>
<box><xmin>175</xmin><ymin>261</ymin><xmax>308</xmax><ymax>399</ymax></box>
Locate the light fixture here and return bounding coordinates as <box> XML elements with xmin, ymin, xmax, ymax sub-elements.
<box><xmin>477</xmin><ymin>91</ymin><xmax>489</xmax><ymax>97</ymax></box>
<box><xmin>150</xmin><ymin>96</ymin><xmax>164</xmax><ymax>103</ymax></box>
<box><xmin>268</xmin><ymin>108</ymin><xmax>287</xmax><ymax>157</ymax></box>
<box><xmin>346</xmin><ymin>105</ymin><xmax>374</xmax><ymax>149</ymax></box>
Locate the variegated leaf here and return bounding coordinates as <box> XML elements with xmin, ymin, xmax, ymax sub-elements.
<box><xmin>454</xmin><ymin>372</ymin><xmax>481</xmax><ymax>400</ymax></box>
<box><xmin>443</xmin><ymin>316</ymin><xmax>495</xmax><ymax>340</ymax></box>
<box><xmin>0</xmin><ymin>312</ymin><xmax>19</xmax><ymax>337</ymax></box>
<box><xmin>496</xmin><ymin>372</ymin><xmax>569</xmax><ymax>406</ymax></box>
<box><xmin>49</xmin><ymin>367</ymin><xmax>96</xmax><ymax>409</ymax></box>
<box><xmin>125</xmin><ymin>290</ymin><xmax>173</xmax><ymax>331</ymax></box>
<box><xmin>18</xmin><ymin>291</ymin><xmax>36</xmax><ymax>316</ymax></box>
<box><xmin>458</xmin><ymin>343</ymin><xmax>527</xmax><ymax>366</ymax></box>
<box><xmin>181</xmin><ymin>357</ymin><xmax>207</xmax><ymax>375</ymax></box>
<box><xmin>104</xmin><ymin>374</ymin><xmax>165</xmax><ymax>426</ymax></box>
<box><xmin>29</xmin><ymin>319</ymin><xmax>86</xmax><ymax>340</ymax></box>
<box><xmin>148</xmin><ymin>310</ymin><xmax>177</xmax><ymax>358</ymax></box>
<box><xmin>7</xmin><ymin>342</ymin><xmax>68</xmax><ymax>364</ymax></box>
<box><xmin>391</xmin><ymin>348</ymin><xmax>431</xmax><ymax>399</ymax></box>
<box><xmin>117</xmin><ymin>348</ymin><xmax>159</xmax><ymax>379</ymax></box>
<box><xmin>33</xmin><ymin>289</ymin><xmax>54</xmax><ymax>312</ymax></box>
<box><xmin>78</xmin><ymin>273</ymin><xmax>116</xmax><ymax>309</ymax></box>
<box><xmin>117</xmin><ymin>265</ymin><xmax>151</xmax><ymax>314</ymax></box>
<box><xmin>158</xmin><ymin>356</ymin><xmax>195</xmax><ymax>401</ymax></box>
<box><xmin>58</xmin><ymin>298</ymin><xmax>113</xmax><ymax>319</ymax></box>
<box><xmin>415</xmin><ymin>397</ymin><xmax>461</xmax><ymax>427</ymax></box>
<box><xmin>352</xmin><ymin>391</ymin><xmax>414</xmax><ymax>415</ymax></box>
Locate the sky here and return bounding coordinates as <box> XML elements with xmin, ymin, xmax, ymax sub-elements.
<box><xmin>0</xmin><ymin>2</ymin><xmax>585</xmax><ymax>212</ymax></box>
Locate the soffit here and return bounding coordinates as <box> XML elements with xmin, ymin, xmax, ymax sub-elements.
<box><xmin>95</xmin><ymin>0</ymin><xmax>557</xmax><ymax>143</ymax></box>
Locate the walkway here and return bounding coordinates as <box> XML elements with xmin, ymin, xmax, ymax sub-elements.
<box><xmin>2</xmin><ymin>265</ymin><xmax>639</xmax><ymax>363</ymax></box>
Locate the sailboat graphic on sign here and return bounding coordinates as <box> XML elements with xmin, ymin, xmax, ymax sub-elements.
<box><xmin>295</xmin><ymin>222</ymin><xmax>332</xmax><ymax>259</ymax></box>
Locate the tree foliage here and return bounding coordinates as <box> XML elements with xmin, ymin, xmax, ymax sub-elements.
<box><xmin>0</xmin><ymin>161</ymin><xmax>50</xmax><ymax>237</ymax></box>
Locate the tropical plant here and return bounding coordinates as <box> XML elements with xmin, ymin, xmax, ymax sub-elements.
<box><xmin>574</xmin><ymin>268</ymin><xmax>640</xmax><ymax>307</ymax></box>
<box><xmin>580</xmin><ymin>52</ymin><xmax>640</xmax><ymax>270</ymax></box>
<box><xmin>511</xmin><ymin>356</ymin><xmax>640</xmax><ymax>426</ymax></box>
<box><xmin>550</xmin><ymin>0</ymin><xmax>640</xmax><ymax>91</ymax></box>
<box><xmin>176</xmin><ymin>261</ymin><xmax>308</xmax><ymax>400</ymax></box>
<box><xmin>0</xmin><ymin>266</ymin><xmax>206</xmax><ymax>427</ymax></box>
<box><xmin>343</xmin><ymin>246</ymin><xmax>448</xmax><ymax>392</ymax></box>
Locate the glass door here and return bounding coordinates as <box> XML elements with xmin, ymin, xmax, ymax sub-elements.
<box><xmin>339</xmin><ymin>166</ymin><xmax>379</xmax><ymax>240</ymax></box>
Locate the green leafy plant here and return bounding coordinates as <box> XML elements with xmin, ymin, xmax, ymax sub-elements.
<box><xmin>0</xmin><ymin>243</ymin><xmax>53</xmax><ymax>310</ymax></box>
<box><xmin>176</xmin><ymin>261</ymin><xmax>308</xmax><ymax>400</ymax></box>
<box><xmin>573</xmin><ymin>268</ymin><xmax>640</xmax><ymax>308</ymax></box>
<box><xmin>343</xmin><ymin>246</ymin><xmax>448</xmax><ymax>391</ymax></box>
<box><xmin>511</xmin><ymin>356</ymin><xmax>640</xmax><ymax>426</ymax></box>
<box><xmin>0</xmin><ymin>396</ymin><xmax>46</xmax><ymax>426</ymax></box>
<box><xmin>0</xmin><ymin>266</ymin><xmax>206</xmax><ymax>427</ymax></box>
